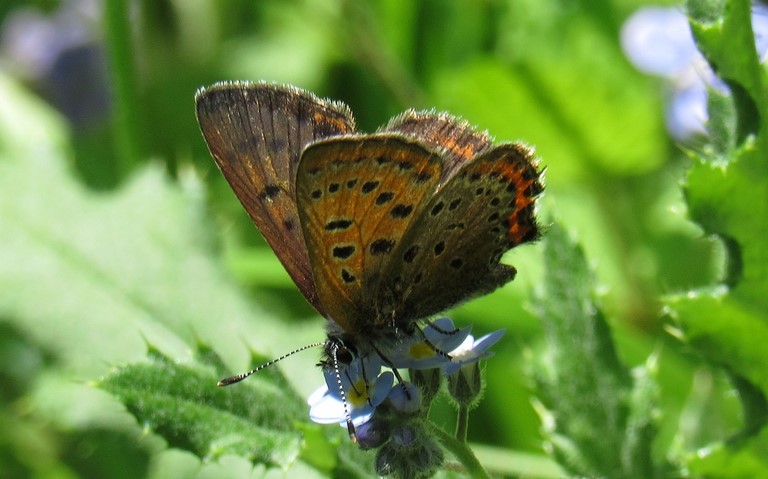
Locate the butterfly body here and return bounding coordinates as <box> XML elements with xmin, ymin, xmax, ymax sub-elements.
<box><xmin>195</xmin><ymin>81</ymin><xmax>542</xmax><ymax>366</ymax></box>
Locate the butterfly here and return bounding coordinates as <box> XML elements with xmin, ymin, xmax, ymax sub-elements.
<box><xmin>195</xmin><ymin>81</ymin><xmax>542</xmax><ymax>427</ymax></box>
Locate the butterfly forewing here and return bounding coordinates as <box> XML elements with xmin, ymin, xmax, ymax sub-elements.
<box><xmin>296</xmin><ymin>135</ymin><xmax>442</xmax><ymax>334</ymax></box>
<box><xmin>195</xmin><ymin>82</ymin><xmax>356</xmax><ymax>313</ymax></box>
<box><xmin>380</xmin><ymin>143</ymin><xmax>542</xmax><ymax>321</ymax></box>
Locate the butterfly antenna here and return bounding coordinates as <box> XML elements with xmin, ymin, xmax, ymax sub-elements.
<box><xmin>217</xmin><ymin>342</ymin><xmax>325</xmax><ymax>387</ymax></box>
<box><xmin>331</xmin><ymin>345</ymin><xmax>357</xmax><ymax>442</ymax></box>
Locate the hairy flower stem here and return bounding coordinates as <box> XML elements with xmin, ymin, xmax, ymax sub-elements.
<box><xmin>428</xmin><ymin>421</ymin><xmax>490</xmax><ymax>479</ymax></box>
<box><xmin>456</xmin><ymin>405</ymin><xmax>469</xmax><ymax>442</ymax></box>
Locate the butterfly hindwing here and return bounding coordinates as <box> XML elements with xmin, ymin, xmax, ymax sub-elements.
<box><xmin>295</xmin><ymin>135</ymin><xmax>442</xmax><ymax>334</ymax></box>
<box><xmin>378</xmin><ymin>142</ymin><xmax>542</xmax><ymax>322</ymax></box>
<box><xmin>382</xmin><ymin>110</ymin><xmax>493</xmax><ymax>182</ymax></box>
<box><xmin>195</xmin><ymin>82</ymin><xmax>356</xmax><ymax>313</ymax></box>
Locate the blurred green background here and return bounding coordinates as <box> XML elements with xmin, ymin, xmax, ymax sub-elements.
<box><xmin>0</xmin><ymin>0</ymin><xmax>735</xmax><ymax>477</ymax></box>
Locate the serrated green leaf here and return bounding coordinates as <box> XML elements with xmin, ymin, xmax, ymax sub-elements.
<box><xmin>685</xmin><ymin>144</ymin><xmax>768</xmax><ymax>308</ymax></box>
<box><xmin>668</xmin><ymin>291</ymin><xmax>768</xmax><ymax>395</ymax></box>
<box><xmin>98</xmin><ymin>348</ymin><xmax>303</xmax><ymax>467</ymax></box>
<box><xmin>532</xmin><ymin>223</ymin><xmax>658</xmax><ymax>478</ymax></box>
<box><xmin>706</xmin><ymin>88</ymin><xmax>738</xmax><ymax>156</ymax></box>
<box><xmin>670</xmin><ymin>0</ymin><xmax>768</xmax><ymax>402</ymax></box>
<box><xmin>665</xmin><ymin>0</ymin><xmax>768</xmax><ymax>472</ymax></box>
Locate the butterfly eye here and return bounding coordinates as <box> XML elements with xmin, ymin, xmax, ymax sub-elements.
<box><xmin>336</xmin><ymin>345</ymin><xmax>355</xmax><ymax>365</ymax></box>
<box><xmin>326</xmin><ymin>338</ymin><xmax>356</xmax><ymax>365</ymax></box>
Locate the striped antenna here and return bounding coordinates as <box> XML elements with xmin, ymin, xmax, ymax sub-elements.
<box><xmin>217</xmin><ymin>342</ymin><xmax>325</xmax><ymax>387</ymax></box>
<box><xmin>329</xmin><ymin>341</ymin><xmax>357</xmax><ymax>442</ymax></box>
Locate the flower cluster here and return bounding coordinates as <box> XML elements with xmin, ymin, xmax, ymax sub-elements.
<box><xmin>307</xmin><ymin>317</ymin><xmax>504</xmax><ymax>477</ymax></box>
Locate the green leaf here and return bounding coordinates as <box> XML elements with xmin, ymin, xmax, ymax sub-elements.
<box><xmin>664</xmin><ymin>1</ymin><xmax>768</xmax><ymax>475</ymax></box>
<box><xmin>668</xmin><ymin>290</ymin><xmax>768</xmax><ymax>393</ymax></box>
<box><xmin>0</xmin><ymin>76</ymin><xmax>344</xmax><ymax>476</ymax></box>
<box><xmin>670</xmin><ymin>0</ymin><xmax>768</xmax><ymax>408</ymax></box>
<box><xmin>0</xmin><ymin>73</ymin><xmax>71</xmax><ymax>160</ymax></box>
<box><xmin>0</xmin><ymin>76</ymin><xmax>323</xmax><ymax>383</ymax></box>
<box><xmin>97</xmin><ymin>346</ymin><xmax>303</xmax><ymax>466</ymax></box>
<box><xmin>532</xmin><ymin>223</ymin><xmax>658</xmax><ymax>478</ymax></box>
<box><xmin>687</xmin><ymin>427</ymin><xmax>768</xmax><ymax>477</ymax></box>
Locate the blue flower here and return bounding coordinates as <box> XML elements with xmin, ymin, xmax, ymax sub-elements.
<box><xmin>308</xmin><ymin>354</ymin><xmax>394</xmax><ymax>427</ymax></box>
<box><xmin>387</xmin><ymin>381</ymin><xmax>421</xmax><ymax>414</ymax></box>
<box><xmin>443</xmin><ymin>329</ymin><xmax>506</xmax><ymax>375</ymax></box>
<box><xmin>307</xmin><ymin>318</ymin><xmax>505</xmax><ymax>435</ymax></box>
<box><xmin>383</xmin><ymin>317</ymin><xmax>472</xmax><ymax>370</ymax></box>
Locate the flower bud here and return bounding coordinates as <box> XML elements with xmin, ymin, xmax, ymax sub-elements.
<box><xmin>447</xmin><ymin>361</ymin><xmax>483</xmax><ymax>409</ymax></box>
<box><xmin>375</xmin><ymin>422</ymin><xmax>444</xmax><ymax>479</ymax></box>
<box><xmin>409</xmin><ymin>367</ymin><xmax>442</xmax><ymax>407</ymax></box>
<box><xmin>355</xmin><ymin>418</ymin><xmax>390</xmax><ymax>450</ymax></box>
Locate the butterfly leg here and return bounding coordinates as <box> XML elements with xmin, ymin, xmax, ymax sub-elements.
<box><xmin>371</xmin><ymin>343</ymin><xmax>412</xmax><ymax>400</ymax></box>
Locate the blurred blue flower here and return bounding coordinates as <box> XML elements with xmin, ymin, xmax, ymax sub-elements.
<box><xmin>0</xmin><ymin>0</ymin><xmax>110</xmax><ymax>127</ymax></box>
<box><xmin>620</xmin><ymin>5</ymin><xmax>768</xmax><ymax>141</ymax></box>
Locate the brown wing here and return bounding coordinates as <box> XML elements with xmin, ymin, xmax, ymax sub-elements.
<box><xmin>377</xmin><ymin>142</ymin><xmax>543</xmax><ymax>322</ymax></box>
<box><xmin>195</xmin><ymin>82</ymin><xmax>356</xmax><ymax>313</ymax></box>
<box><xmin>382</xmin><ymin>110</ymin><xmax>493</xmax><ymax>182</ymax></box>
<box><xmin>295</xmin><ymin>134</ymin><xmax>442</xmax><ymax>334</ymax></box>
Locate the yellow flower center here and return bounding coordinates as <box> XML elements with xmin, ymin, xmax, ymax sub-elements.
<box><xmin>348</xmin><ymin>379</ymin><xmax>369</xmax><ymax>408</ymax></box>
<box><xmin>409</xmin><ymin>341</ymin><xmax>436</xmax><ymax>360</ymax></box>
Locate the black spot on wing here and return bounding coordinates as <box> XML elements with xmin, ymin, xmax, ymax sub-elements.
<box><xmin>375</xmin><ymin>192</ymin><xmax>395</xmax><ymax>205</ymax></box>
<box><xmin>390</xmin><ymin>204</ymin><xmax>413</xmax><ymax>219</ymax></box>
<box><xmin>333</xmin><ymin>245</ymin><xmax>356</xmax><ymax>259</ymax></box>
<box><xmin>326</xmin><ymin>219</ymin><xmax>353</xmax><ymax>231</ymax></box>
<box><xmin>370</xmin><ymin>238</ymin><xmax>395</xmax><ymax>255</ymax></box>
<box><xmin>403</xmin><ymin>244</ymin><xmax>420</xmax><ymax>263</ymax></box>
<box><xmin>259</xmin><ymin>184</ymin><xmax>281</xmax><ymax>200</ymax></box>
<box><xmin>341</xmin><ymin>269</ymin><xmax>356</xmax><ymax>283</ymax></box>
<box><xmin>362</xmin><ymin>181</ymin><xmax>380</xmax><ymax>194</ymax></box>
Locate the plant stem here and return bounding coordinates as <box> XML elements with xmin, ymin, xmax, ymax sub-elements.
<box><xmin>456</xmin><ymin>405</ymin><xmax>469</xmax><ymax>442</ymax></box>
<box><xmin>428</xmin><ymin>422</ymin><xmax>491</xmax><ymax>479</ymax></box>
<box><xmin>340</xmin><ymin>0</ymin><xmax>426</xmax><ymax>108</ymax></box>
<box><xmin>104</xmin><ymin>0</ymin><xmax>142</xmax><ymax>175</ymax></box>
